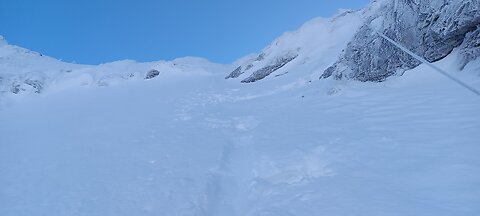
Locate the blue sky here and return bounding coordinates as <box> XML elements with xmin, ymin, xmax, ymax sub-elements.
<box><xmin>0</xmin><ymin>0</ymin><xmax>370</xmax><ymax>64</ymax></box>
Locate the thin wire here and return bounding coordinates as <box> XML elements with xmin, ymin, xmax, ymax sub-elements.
<box><xmin>376</xmin><ymin>31</ymin><xmax>480</xmax><ymax>96</ymax></box>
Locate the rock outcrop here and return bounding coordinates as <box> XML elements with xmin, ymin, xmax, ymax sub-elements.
<box><xmin>459</xmin><ymin>24</ymin><xmax>480</xmax><ymax>69</ymax></box>
<box><xmin>240</xmin><ymin>53</ymin><xmax>298</xmax><ymax>83</ymax></box>
<box><xmin>226</xmin><ymin>51</ymin><xmax>299</xmax><ymax>83</ymax></box>
<box><xmin>145</xmin><ymin>69</ymin><xmax>160</xmax><ymax>80</ymax></box>
<box><xmin>322</xmin><ymin>0</ymin><xmax>480</xmax><ymax>82</ymax></box>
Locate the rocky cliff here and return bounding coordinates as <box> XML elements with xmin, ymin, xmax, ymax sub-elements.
<box><xmin>322</xmin><ymin>0</ymin><xmax>480</xmax><ymax>82</ymax></box>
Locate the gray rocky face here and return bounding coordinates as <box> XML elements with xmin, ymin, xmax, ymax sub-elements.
<box><xmin>226</xmin><ymin>49</ymin><xmax>299</xmax><ymax>83</ymax></box>
<box><xmin>225</xmin><ymin>53</ymin><xmax>265</xmax><ymax>81</ymax></box>
<box><xmin>145</xmin><ymin>69</ymin><xmax>160</xmax><ymax>80</ymax></box>
<box><xmin>10</xmin><ymin>82</ymin><xmax>22</xmax><ymax>94</ymax></box>
<box><xmin>459</xmin><ymin>24</ymin><xmax>480</xmax><ymax>69</ymax></box>
<box><xmin>241</xmin><ymin>54</ymin><xmax>298</xmax><ymax>83</ymax></box>
<box><xmin>3</xmin><ymin>72</ymin><xmax>46</xmax><ymax>95</ymax></box>
<box><xmin>225</xmin><ymin>66</ymin><xmax>243</xmax><ymax>79</ymax></box>
<box><xmin>322</xmin><ymin>0</ymin><xmax>480</xmax><ymax>82</ymax></box>
<box><xmin>24</xmin><ymin>79</ymin><xmax>43</xmax><ymax>93</ymax></box>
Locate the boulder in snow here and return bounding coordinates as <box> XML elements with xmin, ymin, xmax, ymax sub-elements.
<box><xmin>145</xmin><ymin>69</ymin><xmax>160</xmax><ymax>80</ymax></box>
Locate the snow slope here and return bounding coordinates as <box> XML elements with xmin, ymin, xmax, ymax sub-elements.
<box><xmin>1</xmin><ymin>48</ymin><xmax>480</xmax><ymax>215</ymax></box>
<box><xmin>1</xmin><ymin>3</ymin><xmax>480</xmax><ymax>216</ymax></box>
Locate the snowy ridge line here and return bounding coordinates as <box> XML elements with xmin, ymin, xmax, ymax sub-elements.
<box><xmin>376</xmin><ymin>31</ymin><xmax>480</xmax><ymax>96</ymax></box>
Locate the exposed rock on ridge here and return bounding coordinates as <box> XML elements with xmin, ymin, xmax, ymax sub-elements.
<box><xmin>226</xmin><ymin>51</ymin><xmax>299</xmax><ymax>83</ymax></box>
<box><xmin>322</xmin><ymin>0</ymin><xmax>480</xmax><ymax>82</ymax></box>
<box><xmin>240</xmin><ymin>53</ymin><xmax>298</xmax><ymax>83</ymax></box>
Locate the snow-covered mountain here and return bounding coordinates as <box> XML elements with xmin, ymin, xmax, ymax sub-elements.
<box><xmin>225</xmin><ymin>9</ymin><xmax>364</xmax><ymax>83</ymax></box>
<box><xmin>1</xmin><ymin>0</ymin><xmax>480</xmax><ymax>216</ymax></box>
<box><xmin>0</xmin><ymin>36</ymin><xmax>228</xmax><ymax>102</ymax></box>
<box><xmin>226</xmin><ymin>0</ymin><xmax>480</xmax><ymax>83</ymax></box>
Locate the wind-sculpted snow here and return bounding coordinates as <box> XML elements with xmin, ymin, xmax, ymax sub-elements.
<box><xmin>322</xmin><ymin>0</ymin><xmax>480</xmax><ymax>82</ymax></box>
<box><xmin>1</xmin><ymin>52</ymin><xmax>480</xmax><ymax>215</ymax></box>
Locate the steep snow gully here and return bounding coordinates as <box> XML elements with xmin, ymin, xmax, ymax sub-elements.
<box><xmin>1</xmin><ymin>0</ymin><xmax>480</xmax><ymax>216</ymax></box>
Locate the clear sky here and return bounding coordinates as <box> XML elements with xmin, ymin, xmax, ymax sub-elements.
<box><xmin>0</xmin><ymin>0</ymin><xmax>370</xmax><ymax>64</ymax></box>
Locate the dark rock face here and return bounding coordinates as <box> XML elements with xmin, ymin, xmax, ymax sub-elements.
<box><xmin>422</xmin><ymin>0</ymin><xmax>480</xmax><ymax>62</ymax></box>
<box><xmin>459</xmin><ymin>24</ymin><xmax>480</xmax><ymax>69</ymax></box>
<box><xmin>322</xmin><ymin>0</ymin><xmax>480</xmax><ymax>82</ymax></box>
<box><xmin>225</xmin><ymin>53</ymin><xmax>266</xmax><ymax>80</ymax></box>
<box><xmin>24</xmin><ymin>79</ymin><xmax>43</xmax><ymax>93</ymax></box>
<box><xmin>241</xmin><ymin>54</ymin><xmax>298</xmax><ymax>83</ymax></box>
<box><xmin>145</xmin><ymin>69</ymin><xmax>160</xmax><ymax>80</ymax></box>
<box><xmin>225</xmin><ymin>66</ymin><xmax>243</xmax><ymax>79</ymax></box>
<box><xmin>10</xmin><ymin>82</ymin><xmax>22</xmax><ymax>94</ymax></box>
<box><xmin>7</xmin><ymin>77</ymin><xmax>44</xmax><ymax>94</ymax></box>
<box><xmin>226</xmin><ymin>50</ymin><xmax>298</xmax><ymax>83</ymax></box>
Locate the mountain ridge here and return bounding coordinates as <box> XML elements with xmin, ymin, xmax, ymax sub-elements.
<box><xmin>226</xmin><ymin>0</ymin><xmax>480</xmax><ymax>83</ymax></box>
